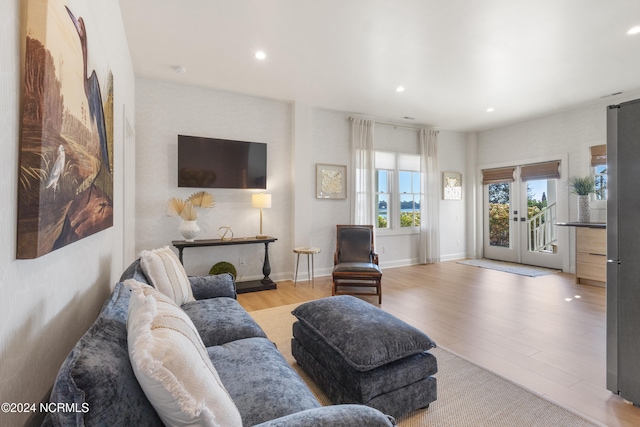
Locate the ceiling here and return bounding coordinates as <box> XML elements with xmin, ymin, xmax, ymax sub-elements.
<box><xmin>119</xmin><ymin>0</ymin><xmax>640</xmax><ymax>131</ymax></box>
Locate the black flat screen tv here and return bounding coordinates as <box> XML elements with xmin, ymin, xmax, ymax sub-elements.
<box><xmin>177</xmin><ymin>135</ymin><xmax>267</xmax><ymax>189</ymax></box>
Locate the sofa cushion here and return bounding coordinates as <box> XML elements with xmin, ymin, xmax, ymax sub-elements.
<box><xmin>127</xmin><ymin>281</ymin><xmax>242</xmax><ymax>427</ymax></box>
<box><xmin>139</xmin><ymin>246</ymin><xmax>195</xmax><ymax>305</ymax></box>
<box><xmin>292</xmin><ymin>295</ymin><xmax>436</xmax><ymax>371</ymax></box>
<box><xmin>47</xmin><ymin>282</ymin><xmax>163</xmax><ymax>427</ymax></box>
<box><xmin>207</xmin><ymin>337</ymin><xmax>321</xmax><ymax>426</ymax></box>
<box><xmin>182</xmin><ymin>297</ymin><xmax>268</xmax><ymax>347</ymax></box>
<box><xmin>252</xmin><ymin>405</ymin><xmax>396</xmax><ymax>427</ymax></box>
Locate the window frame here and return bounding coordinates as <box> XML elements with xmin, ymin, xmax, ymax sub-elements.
<box><xmin>375</xmin><ymin>151</ymin><xmax>422</xmax><ymax>236</ymax></box>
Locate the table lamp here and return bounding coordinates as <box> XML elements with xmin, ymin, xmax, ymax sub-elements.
<box><xmin>252</xmin><ymin>193</ymin><xmax>271</xmax><ymax>239</ymax></box>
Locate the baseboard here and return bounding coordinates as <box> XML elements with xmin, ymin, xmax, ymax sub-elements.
<box><xmin>440</xmin><ymin>253</ymin><xmax>467</xmax><ymax>262</ymax></box>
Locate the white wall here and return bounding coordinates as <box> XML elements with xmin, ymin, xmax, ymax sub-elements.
<box><xmin>439</xmin><ymin>130</ymin><xmax>468</xmax><ymax>261</ymax></box>
<box><xmin>0</xmin><ymin>0</ymin><xmax>135</xmax><ymax>425</ymax></box>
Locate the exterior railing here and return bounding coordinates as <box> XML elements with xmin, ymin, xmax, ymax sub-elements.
<box><xmin>528</xmin><ymin>202</ymin><xmax>557</xmax><ymax>252</ymax></box>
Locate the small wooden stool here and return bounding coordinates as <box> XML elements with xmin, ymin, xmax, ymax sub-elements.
<box><xmin>293</xmin><ymin>247</ymin><xmax>321</xmax><ymax>287</ymax></box>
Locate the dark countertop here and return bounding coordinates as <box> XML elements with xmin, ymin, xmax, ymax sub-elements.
<box><xmin>555</xmin><ymin>222</ymin><xmax>606</xmax><ymax>229</ymax></box>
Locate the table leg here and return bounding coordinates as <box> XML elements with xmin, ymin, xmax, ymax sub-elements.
<box><xmin>262</xmin><ymin>242</ymin><xmax>272</xmax><ymax>282</ymax></box>
<box><xmin>311</xmin><ymin>253</ymin><xmax>315</xmax><ymax>288</ymax></box>
<box><xmin>294</xmin><ymin>253</ymin><xmax>300</xmax><ymax>286</ymax></box>
<box><xmin>177</xmin><ymin>247</ymin><xmax>184</xmax><ymax>264</ymax></box>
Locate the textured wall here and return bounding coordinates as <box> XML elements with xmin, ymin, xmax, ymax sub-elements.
<box><xmin>0</xmin><ymin>0</ymin><xmax>135</xmax><ymax>425</ymax></box>
<box><xmin>135</xmin><ymin>78</ymin><xmax>294</xmax><ymax>280</ymax></box>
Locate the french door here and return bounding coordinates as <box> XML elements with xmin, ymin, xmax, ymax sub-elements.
<box><xmin>483</xmin><ymin>165</ymin><xmax>562</xmax><ymax>269</ymax></box>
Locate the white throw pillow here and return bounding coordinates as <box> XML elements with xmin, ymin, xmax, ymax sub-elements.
<box><xmin>126</xmin><ymin>280</ymin><xmax>242</xmax><ymax>427</ymax></box>
<box><xmin>139</xmin><ymin>246</ymin><xmax>195</xmax><ymax>305</ymax></box>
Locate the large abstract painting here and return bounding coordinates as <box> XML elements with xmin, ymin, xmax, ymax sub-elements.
<box><xmin>17</xmin><ymin>0</ymin><xmax>114</xmax><ymax>259</ymax></box>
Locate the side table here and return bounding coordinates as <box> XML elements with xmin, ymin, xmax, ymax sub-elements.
<box><xmin>293</xmin><ymin>247</ymin><xmax>321</xmax><ymax>288</ymax></box>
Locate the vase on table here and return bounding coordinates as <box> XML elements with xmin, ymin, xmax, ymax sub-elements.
<box><xmin>179</xmin><ymin>220</ymin><xmax>200</xmax><ymax>242</ymax></box>
<box><xmin>577</xmin><ymin>195</ymin><xmax>590</xmax><ymax>223</ymax></box>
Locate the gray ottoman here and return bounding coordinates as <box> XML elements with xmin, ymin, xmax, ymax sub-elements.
<box><xmin>291</xmin><ymin>296</ymin><xmax>437</xmax><ymax>419</ymax></box>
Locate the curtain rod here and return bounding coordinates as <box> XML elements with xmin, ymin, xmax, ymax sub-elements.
<box><xmin>348</xmin><ymin>116</ymin><xmax>434</xmax><ymax>132</ymax></box>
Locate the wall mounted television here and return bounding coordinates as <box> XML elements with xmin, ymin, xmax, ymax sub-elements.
<box><xmin>178</xmin><ymin>135</ymin><xmax>267</xmax><ymax>189</ymax></box>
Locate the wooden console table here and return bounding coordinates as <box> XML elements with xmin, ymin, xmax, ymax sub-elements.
<box><xmin>172</xmin><ymin>236</ymin><xmax>278</xmax><ymax>294</ymax></box>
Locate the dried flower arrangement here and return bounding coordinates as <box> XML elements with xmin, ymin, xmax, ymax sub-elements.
<box><xmin>167</xmin><ymin>191</ymin><xmax>215</xmax><ymax>220</ymax></box>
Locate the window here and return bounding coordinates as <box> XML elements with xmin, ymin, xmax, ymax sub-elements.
<box><xmin>594</xmin><ymin>165</ymin><xmax>607</xmax><ymax>200</ymax></box>
<box><xmin>376</xmin><ymin>170</ymin><xmax>390</xmax><ymax>228</ymax></box>
<box><xmin>399</xmin><ymin>170</ymin><xmax>421</xmax><ymax>227</ymax></box>
<box><xmin>590</xmin><ymin>145</ymin><xmax>607</xmax><ymax>200</ymax></box>
<box><xmin>375</xmin><ymin>152</ymin><xmax>421</xmax><ymax>232</ymax></box>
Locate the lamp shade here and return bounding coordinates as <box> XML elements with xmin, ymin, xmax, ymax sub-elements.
<box><xmin>252</xmin><ymin>193</ymin><xmax>272</xmax><ymax>209</ymax></box>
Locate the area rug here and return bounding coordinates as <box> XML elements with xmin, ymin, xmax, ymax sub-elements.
<box><xmin>457</xmin><ymin>258</ymin><xmax>560</xmax><ymax>277</ymax></box>
<box><xmin>249</xmin><ymin>303</ymin><xmax>600</xmax><ymax>427</ymax></box>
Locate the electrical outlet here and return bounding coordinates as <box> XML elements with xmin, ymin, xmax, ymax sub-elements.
<box><xmin>382</xmin><ymin>246</ymin><xmax>387</xmax><ymax>254</ymax></box>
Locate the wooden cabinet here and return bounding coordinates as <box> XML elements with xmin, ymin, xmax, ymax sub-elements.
<box><xmin>576</xmin><ymin>227</ymin><xmax>606</xmax><ymax>285</ymax></box>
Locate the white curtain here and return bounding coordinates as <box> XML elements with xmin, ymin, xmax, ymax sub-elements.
<box><xmin>420</xmin><ymin>129</ymin><xmax>440</xmax><ymax>264</ymax></box>
<box><xmin>350</xmin><ymin>118</ymin><xmax>376</xmax><ymax>225</ymax></box>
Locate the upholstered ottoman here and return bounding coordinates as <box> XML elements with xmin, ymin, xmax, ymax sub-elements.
<box><xmin>291</xmin><ymin>296</ymin><xmax>437</xmax><ymax>419</ymax></box>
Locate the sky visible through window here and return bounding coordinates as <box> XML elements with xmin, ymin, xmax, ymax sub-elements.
<box><xmin>528</xmin><ymin>180</ymin><xmax>547</xmax><ymax>201</ymax></box>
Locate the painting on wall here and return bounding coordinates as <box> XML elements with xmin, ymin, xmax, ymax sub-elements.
<box><xmin>17</xmin><ymin>0</ymin><xmax>114</xmax><ymax>259</ymax></box>
<box><xmin>443</xmin><ymin>172</ymin><xmax>462</xmax><ymax>200</ymax></box>
<box><xmin>316</xmin><ymin>164</ymin><xmax>347</xmax><ymax>199</ymax></box>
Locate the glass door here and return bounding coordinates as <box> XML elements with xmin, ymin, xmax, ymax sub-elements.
<box><xmin>483</xmin><ymin>181</ymin><xmax>518</xmax><ymax>262</ymax></box>
<box><xmin>483</xmin><ymin>172</ymin><xmax>563</xmax><ymax>268</ymax></box>
<box><xmin>520</xmin><ymin>179</ymin><xmax>562</xmax><ymax>269</ymax></box>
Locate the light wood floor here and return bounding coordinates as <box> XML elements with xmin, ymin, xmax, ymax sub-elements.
<box><xmin>238</xmin><ymin>261</ymin><xmax>640</xmax><ymax>427</ymax></box>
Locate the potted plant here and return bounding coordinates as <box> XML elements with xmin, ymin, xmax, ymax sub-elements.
<box><xmin>568</xmin><ymin>176</ymin><xmax>595</xmax><ymax>222</ymax></box>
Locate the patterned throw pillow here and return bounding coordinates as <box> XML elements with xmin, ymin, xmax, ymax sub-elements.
<box><xmin>126</xmin><ymin>280</ymin><xmax>242</xmax><ymax>427</ymax></box>
<box><xmin>139</xmin><ymin>246</ymin><xmax>195</xmax><ymax>305</ymax></box>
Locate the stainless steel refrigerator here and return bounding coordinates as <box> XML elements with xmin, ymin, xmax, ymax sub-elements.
<box><xmin>607</xmin><ymin>98</ymin><xmax>640</xmax><ymax>404</ymax></box>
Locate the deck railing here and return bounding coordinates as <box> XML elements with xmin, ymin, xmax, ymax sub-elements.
<box><xmin>528</xmin><ymin>202</ymin><xmax>557</xmax><ymax>252</ymax></box>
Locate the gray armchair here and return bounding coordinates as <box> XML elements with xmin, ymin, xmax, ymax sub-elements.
<box><xmin>332</xmin><ymin>225</ymin><xmax>383</xmax><ymax>304</ymax></box>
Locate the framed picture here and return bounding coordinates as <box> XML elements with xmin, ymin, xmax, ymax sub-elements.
<box><xmin>443</xmin><ymin>172</ymin><xmax>462</xmax><ymax>200</ymax></box>
<box><xmin>316</xmin><ymin>164</ymin><xmax>347</xmax><ymax>199</ymax></box>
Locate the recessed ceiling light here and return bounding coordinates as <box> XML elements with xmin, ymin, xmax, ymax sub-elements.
<box><xmin>396</xmin><ymin>86</ymin><xmax>405</xmax><ymax>92</ymax></box>
<box><xmin>255</xmin><ymin>51</ymin><xmax>267</xmax><ymax>60</ymax></box>
<box><xmin>627</xmin><ymin>26</ymin><xmax>640</xmax><ymax>35</ymax></box>
<box><xmin>486</xmin><ymin>107</ymin><xmax>495</xmax><ymax>113</ymax></box>
<box><xmin>172</xmin><ymin>65</ymin><xmax>187</xmax><ymax>74</ymax></box>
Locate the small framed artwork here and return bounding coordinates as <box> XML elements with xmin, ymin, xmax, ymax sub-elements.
<box><xmin>316</xmin><ymin>164</ymin><xmax>347</xmax><ymax>199</ymax></box>
<box><xmin>443</xmin><ymin>172</ymin><xmax>462</xmax><ymax>200</ymax></box>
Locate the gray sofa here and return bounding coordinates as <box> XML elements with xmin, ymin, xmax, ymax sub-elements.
<box><xmin>42</xmin><ymin>260</ymin><xmax>395</xmax><ymax>426</ymax></box>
